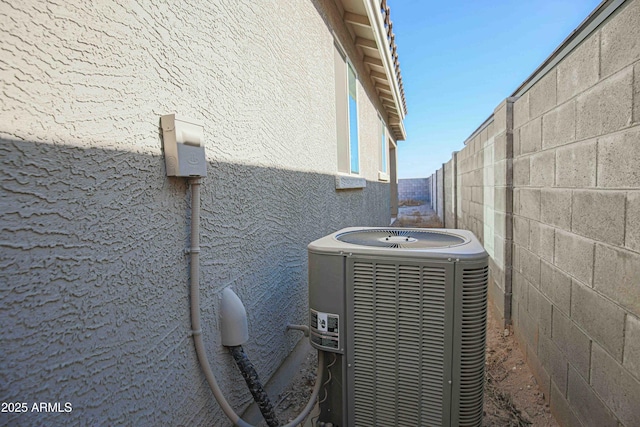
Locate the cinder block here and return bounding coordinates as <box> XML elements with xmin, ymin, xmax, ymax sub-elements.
<box><xmin>462</xmin><ymin>186</ymin><xmax>471</xmax><ymax>202</ymax></box>
<box><xmin>528</xmin><ymin>285</ymin><xmax>551</xmax><ymax>336</ymax></box>
<box><xmin>512</xmin><ymin>269</ymin><xmax>528</xmax><ymax>308</ymax></box>
<box><xmin>487</xmin><ymin>121</ymin><xmax>495</xmax><ymax>141</ymax></box>
<box><xmin>492</xmin><ymin>237</ymin><xmax>506</xmax><ymax>273</ymax></box>
<box><xmin>489</xmin><ymin>277</ymin><xmax>506</xmax><ymax>319</ymax></box>
<box><xmin>494</xmin><ymin>100</ymin><xmax>508</xmax><ymax>134</ymax></box>
<box><xmin>520</xmin><ymin>304</ymin><xmax>539</xmax><ymax>356</ymax></box>
<box><xmin>489</xmin><ymin>249</ymin><xmax>505</xmax><ymax>291</ymax></box>
<box><xmin>513</xmin><ymin>128</ymin><xmax>521</xmax><ymax>157</ymax></box>
<box><xmin>555</xmin><ymin>139</ymin><xmax>596</xmax><ymax>188</ymax></box>
<box><xmin>626</xmin><ymin>192</ymin><xmax>640</xmax><ymax>252</ymax></box>
<box><xmin>519</xmin><ymin>188</ymin><xmax>540</xmax><ymax>221</ymax></box>
<box><xmin>471</xmin><ymin>186</ymin><xmax>483</xmax><ymax>203</ymax></box>
<box><xmin>600</xmin><ymin>0</ymin><xmax>640</xmax><ymax>77</ymax></box>
<box><xmin>571</xmin><ymin>190</ymin><xmax>626</xmax><ymax>246</ymax></box>
<box><xmin>530</xmin><ymin>69</ymin><xmax>558</xmax><ymax>119</ymax></box>
<box><xmin>520</xmin><ymin>117</ymin><xmax>542</xmax><ymax>155</ymax></box>
<box><xmin>513</xmin><ymin>156</ymin><xmax>530</xmax><ymax>186</ymax></box>
<box><xmin>529</xmin><ymin>220</ymin><xmax>540</xmax><ymax>255</ymax></box>
<box><xmin>521</xmin><ymin>248</ymin><xmax>541</xmax><ymax>287</ymax></box>
<box><xmin>594</xmin><ymin>244</ymin><xmax>640</xmax><ymax>318</ymax></box>
<box><xmin>539</xmin><ymin>334</ymin><xmax>568</xmax><ymax>395</ymax></box>
<box><xmin>542</xmin><ymin>100</ymin><xmax>576</xmax><ymax>149</ymax></box>
<box><xmin>513</xmin><ymin>93</ymin><xmax>529</xmax><ymax>130</ymax></box>
<box><xmin>572</xmin><ymin>280</ymin><xmax>625</xmax><ymax>361</ymax></box>
<box><xmin>494</xmin><ymin>211</ymin><xmax>506</xmax><ymax>238</ymax></box>
<box><xmin>554</xmin><ymin>229</ymin><xmax>594</xmax><ymax>286</ymax></box>
<box><xmin>597</xmin><ymin>127</ymin><xmax>640</xmax><ymax>188</ymax></box>
<box><xmin>557</xmin><ymin>34</ymin><xmax>600</xmax><ymax>103</ymax></box>
<box><xmin>550</xmin><ymin>379</ymin><xmax>581</xmax><ymax>427</ymax></box>
<box><xmin>514</xmin><ymin>216</ymin><xmax>529</xmax><ymax>248</ymax></box>
<box><xmin>525</xmin><ymin>340</ymin><xmax>551</xmax><ymax>402</ymax></box>
<box><xmin>494</xmin><ymin>159</ymin><xmax>508</xmax><ymax>186</ymax></box>
<box><xmin>494</xmin><ymin>186</ymin><xmax>507</xmax><ymax>213</ymax></box>
<box><xmin>540</xmin><ymin>260</ymin><xmax>571</xmax><ymax>316</ymax></box>
<box><xmin>551</xmin><ymin>309</ymin><xmax>591</xmax><ymax>378</ymax></box>
<box><xmin>624</xmin><ymin>314</ymin><xmax>640</xmax><ymax>381</ymax></box>
<box><xmin>530</xmin><ymin>150</ymin><xmax>555</xmax><ymax>187</ymax></box>
<box><xmin>540</xmin><ymin>189</ymin><xmax>571</xmax><ymax>231</ymax></box>
<box><xmin>591</xmin><ymin>342</ymin><xmax>640</xmax><ymax>427</ymax></box>
<box><xmin>494</xmin><ymin>132</ymin><xmax>508</xmax><ymax>161</ymax></box>
<box><xmin>539</xmin><ymin>224</ymin><xmax>555</xmax><ymax>263</ymax></box>
<box><xmin>635</xmin><ymin>63</ymin><xmax>640</xmax><ymax>124</ymax></box>
<box><xmin>576</xmin><ymin>67</ymin><xmax>633</xmax><ymax>139</ymax></box>
<box><xmin>567</xmin><ymin>365</ymin><xmax>618</xmax><ymax>427</ymax></box>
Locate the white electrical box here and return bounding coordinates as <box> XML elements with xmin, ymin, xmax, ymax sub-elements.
<box><xmin>160</xmin><ymin>114</ymin><xmax>207</xmax><ymax>177</ymax></box>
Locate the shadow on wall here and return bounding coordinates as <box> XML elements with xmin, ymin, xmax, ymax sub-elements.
<box><xmin>0</xmin><ymin>138</ymin><xmax>390</xmax><ymax>426</ymax></box>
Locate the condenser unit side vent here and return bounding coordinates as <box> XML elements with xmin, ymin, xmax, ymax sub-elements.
<box><xmin>454</xmin><ymin>265</ymin><xmax>489</xmax><ymax>426</ymax></box>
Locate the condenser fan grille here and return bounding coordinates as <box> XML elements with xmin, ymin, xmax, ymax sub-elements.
<box><xmin>335</xmin><ymin>229</ymin><xmax>467</xmax><ymax>249</ymax></box>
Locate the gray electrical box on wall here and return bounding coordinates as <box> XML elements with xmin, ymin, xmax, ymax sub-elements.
<box><xmin>160</xmin><ymin>114</ymin><xmax>207</xmax><ymax>177</ymax></box>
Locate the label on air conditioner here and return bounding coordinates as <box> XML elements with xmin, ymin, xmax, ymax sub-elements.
<box><xmin>310</xmin><ymin>309</ymin><xmax>339</xmax><ymax>351</ymax></box>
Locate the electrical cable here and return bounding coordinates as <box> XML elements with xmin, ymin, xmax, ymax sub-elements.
<box><xmin>318</xmin><ymin>353</ymin><xmax>337</xmax><ymax>405</ymax></box>
<box><xmin>229</xmin><ymin>345</ymin><xmax>280</xmax><ymax>427</ymax></box>
<box><xmin>187</xmin><ymin>178</ymin><xmax>326</xmax><ymax>427</ymax></box>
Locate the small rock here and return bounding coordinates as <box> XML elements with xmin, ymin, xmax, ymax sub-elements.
<box><xmin>503</xmin><ymin>329</ymin><xmax>510</xmax><ymax>337</ymax></box>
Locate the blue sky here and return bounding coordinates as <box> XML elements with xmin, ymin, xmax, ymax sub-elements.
<box><xmin>392</xmin><ymin>0</ymin><xmax>602</xmax><ymax>178</ymax></box>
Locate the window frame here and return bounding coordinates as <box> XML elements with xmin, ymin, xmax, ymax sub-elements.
<box><xmin>378</xmin><ymin>116</ymin><xmax>390</xmax><ymax>182</ymax></box>
<box><xmin>334</xmin><ymin>39</ymin><xmax>361</xmax><ymax>178</ymax></box>
<box><xmin>346</xmin><ymin>60</ymin><xmax>360</xmax><ymax>176</ymax></box>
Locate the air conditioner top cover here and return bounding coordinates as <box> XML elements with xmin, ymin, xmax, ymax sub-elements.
<box><xmin>308</xmin><ymin>227</ymin><xmax>486</xmax><ymax>260</ymax></box>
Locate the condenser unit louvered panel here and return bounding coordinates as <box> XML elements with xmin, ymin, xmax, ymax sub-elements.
<box><xmin>350</xmin><ymin>261</ymin><xmax>448</xmax><ymax>427</ymax></box>
<box><xmin>455</xmin><ymin>266</ymin><xmax>489</xmax><ymax>426</ymax></box>
<box><xmin>307</xmin><ymin>227</ymin><xmax>488</xmax><ymax>427</ymax></box>
<box><xmin>420</xmin><ymin>266</ymin><xmax>448</xmax><ymax>426</ymax></box>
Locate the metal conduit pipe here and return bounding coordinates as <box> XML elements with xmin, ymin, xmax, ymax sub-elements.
<box><xmin>187</xmin><ymin>178</ymin><xmax>325</xmax><ymax>427</ymax></box>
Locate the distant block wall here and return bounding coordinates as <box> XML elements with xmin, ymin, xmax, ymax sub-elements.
<box><xmin>398</xmin><ymin>178</ymin><xmax>430</xmax><ymax>203</ymax></box>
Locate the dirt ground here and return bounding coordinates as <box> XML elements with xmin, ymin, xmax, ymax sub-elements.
<box><xmin>269</xmin><ymin>203</ymin><xmax>557</xmax><ymax>426</ymax></box>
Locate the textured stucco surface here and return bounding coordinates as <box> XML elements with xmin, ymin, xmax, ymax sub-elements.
<box><xmin>0</xmin><ymin>1</ymin><xmax>394</xmax><ymax>425</ymax></box>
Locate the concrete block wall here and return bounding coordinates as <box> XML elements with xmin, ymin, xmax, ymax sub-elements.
<box><xmin>436</xmin><ymin>167</ymin><xmax>445</xmax><ymax>221</ymax></box>
<box><xmin>430</xmin><ymin>171</ymin><xmax>437</xmax><ymax>211</ymax></box>
<box><xmin>510</xmin><ymin>1</ymin><xmax>640</xmax><ymax>424</ymax></box>
<box><xmin>427</xmin><ymin>1</ymin><xmax>640</xmax><ymax>424</ymax></box>
<box><xmin>443</xmin><ymin>158</ymin><xmax>455</xmax><ymax>227</ymax></box>
<box><xmin>453</xmin><ymin>113</ymin><xmax>511</xmax><ymax>322</ymax></box>
<box><xmin>398</xmin><ymin>177</ymin><xmax>431</xmax><ymax>203</ymax></box>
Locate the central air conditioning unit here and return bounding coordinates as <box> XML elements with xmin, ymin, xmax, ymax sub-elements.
<box><xmin>308</xmin><ymin>227</ymin><xmax>488</xmax><ymax>427</ymax></box>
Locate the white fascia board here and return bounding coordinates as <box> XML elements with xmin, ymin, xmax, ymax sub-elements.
<box><xmin>362</xmin><ymin>0</ymin><xmax>405</xmax><ymax>122</ymax></box>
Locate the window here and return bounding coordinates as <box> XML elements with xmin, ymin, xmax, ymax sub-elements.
<box><xmin>334</xmin><ymin>43</ymin><xmax>360</xmax><ymax>176</ymax></box>
<box><xmin>347</xmin><ymin>63</ymin><xmax>359</xmax><ymax>174</ymax></box>
<box><xmin>380</xmin><ymin>117</ymin><xmax>387</xmax><ymax>174</ymax></box>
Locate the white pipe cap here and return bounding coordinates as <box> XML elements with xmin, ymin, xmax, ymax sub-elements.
<box><xmin>220</xmin><ymin>288</ymin><xmax>249</xmax><ymax>346</ymax></box>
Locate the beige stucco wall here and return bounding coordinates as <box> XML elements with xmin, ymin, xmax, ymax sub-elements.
<box><xmin>0</xmin><ymin>0</ymin><xmax>396</xmax><ymax>425</ymax></box>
